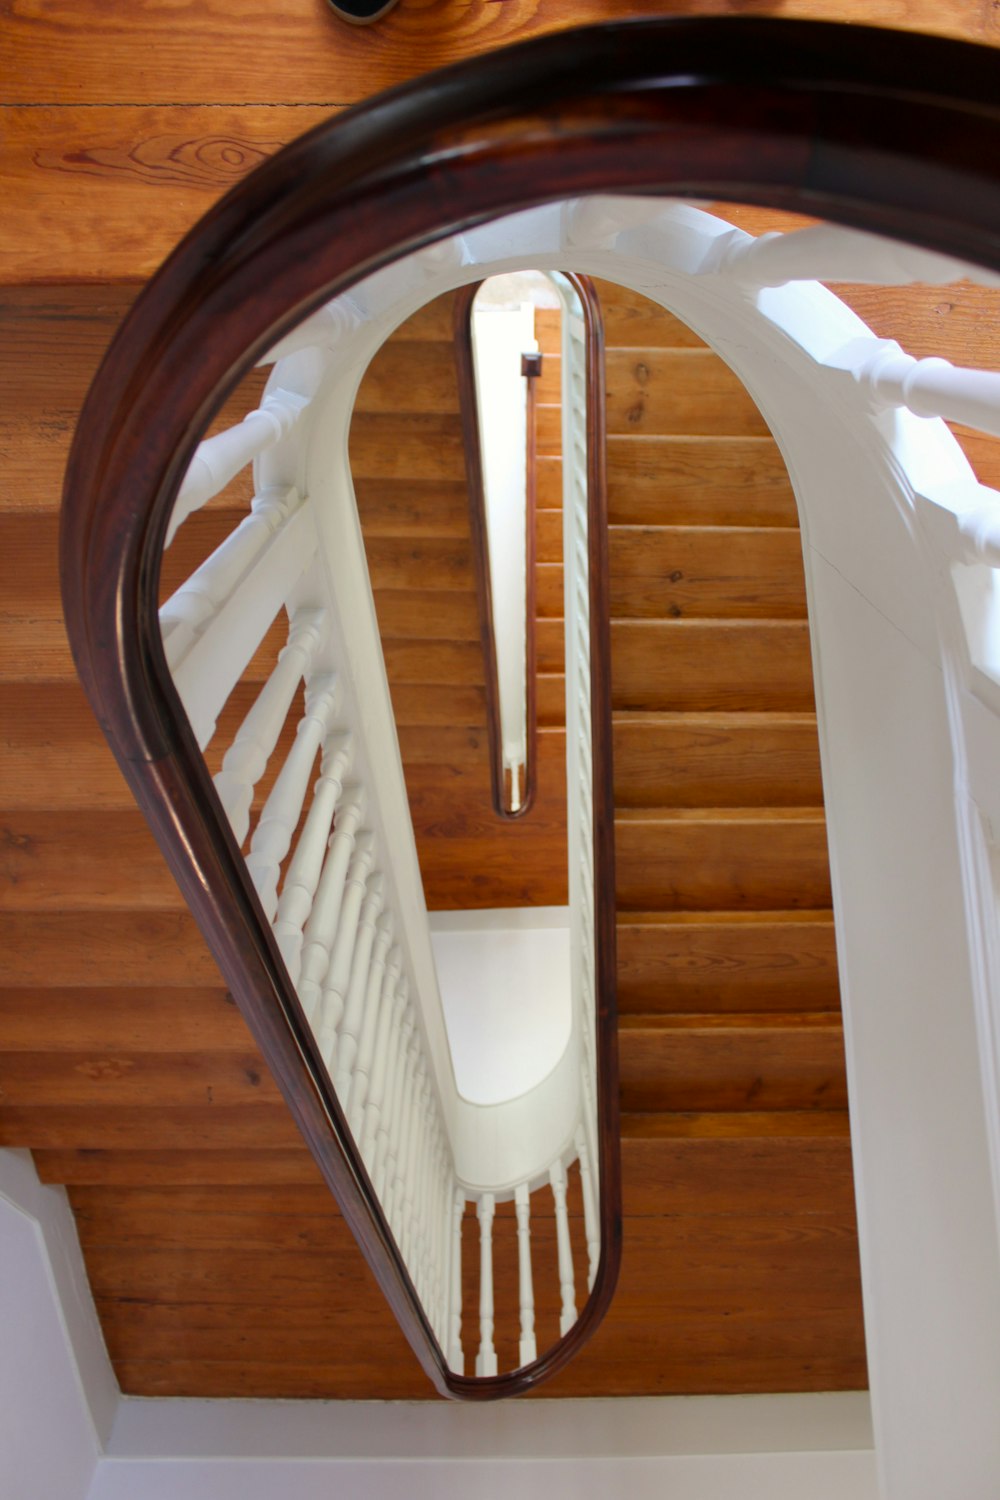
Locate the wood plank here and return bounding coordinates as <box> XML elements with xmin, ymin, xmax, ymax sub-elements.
<box><xmin>620</xmin><ymin>1133</ymin><xmax>857</xmax><ymax>1217</ymax></box>
<box><xmin>592</xmin><ymin>277</ymin><xmax>706</xmax><ymax>348</ymax></box>
<box><xmin>607</xmin><ymin>435</ymin><xmax>799</xmax><ymax>526</ymax></box>
<box><xmin>380</xmin><ymin>639</ymin><xmax>484</xmax><ymax>686</ymax></box>
<box><xmin>0</xmin><ymin>105</ymin><xmax>333</xmax><ymax>283</ymax></box>
<box><xmin>349</xmin><ymin>412</ymin><xmax>467</xmax><ymax>481</ymax></box>
<box><xmin>352</xmin><ymin>340</ymin><xmax>458</xmax><ymax>413</ymax></box>
<box><xmin>618</xmin><ymin>1014</ymin><xmax>848</xmax><ymax>1113</ymax></box>
<box><xmin>0</xmin><ymin>1104</ymin><xmax>304</xmax><ymax>1150</ymax></box>
<box><xmin>609</xmin><ymin>525</ymin><xmax>807</xmax><ymax>619</ymax></box>
<box><xmin>0</xmin><ymin>682</ymin><xmax>129</xmax><ymax>810</ymax></box>
<box><xmin>0</xmin><ymin>1050</ymin><xmax>281</xmax><ymax>1108</ymax></box>
<box><xmin>363</xmin><ymin>533</ymin><xmax>474</xmax><ymax>592</ymax></box>
<box><xmin>610</xmin><ymin>619</ymin><xmax>816</xmax><ymax>712</ymax></box>
<box><xmin>616</xmin><ymin>911</ymin><xmax>840</xmax><ymax>1013</ymax></box>
<box><xmin>373</xmin><ymin>588</ymin><xmax>481</xmax><ymax>641</ymax></box>
<box><xmin>354</xmin><ymin>478</ymin><xmax>472</xmax><ymax>538</ymax></box>
<box><xmin>0</xmin><ymin>811</ymin><xmax>185</xmax><ymax>911</ymax></box>
<box><xmin>615</xmin><ymin>807</ymin><xmax>832</xmax><ymax>912</ymax></box>
<box><xmin>622</xmin><ymin>1109</ymin><xmax>852</xmax><ymax>1140</ymax></box>
<box><xmin>34</xmin><ymin>1148</ymin><xmax>322</xmax><ymax>1187</ymax></box>
<box><xmin>0</xmin><ymin>987</ymin><xmax>248</xmax><ymax>1052</ymax></box>
<box><xmin>612</xmin><ymin>711</ymin><xmax>824</xmax><ymax>808</ymax></box>
<box><xmin>604</xmin><ymin>348</ymin><xmax>771</xmax><ymax>437</ymax></box>
<box><xmin>385</xmin><ymin>682</ymin><xmax>486</xmax><ymax>727</ymax></box>
<box><xmin>0</xmin><ymin>912</ymin><xmax>217</xmax><ymax>988</ymax></box>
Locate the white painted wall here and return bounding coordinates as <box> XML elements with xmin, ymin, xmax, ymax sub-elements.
<box><xmin>429</xmin><ymin>907</ymin><xmax>571</xmax><ymax>1104</ymax></box>
<box><xmin>0</xmin><ymin>1150</ymin><xmax>115</xmax><ymax>1500</ymax></box>
<box><xmin>472</xmin><ymin>295</ymin><xmax>537</xmax><ymax>799</ymax></box>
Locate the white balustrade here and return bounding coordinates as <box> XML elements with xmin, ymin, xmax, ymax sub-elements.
<box><xmin>829</xmin><ymin>337</ymin><xmax>1000</xmax><ymax>438</ymax></box>
<box><xmin>317</xmin><ymin>835</ymin><xmax>378</xmax><ymax>1065</ymax></box>
<box><xmin>475</xmin><ymin>1193</ymin><xmax>498</xmax><ymax>1377</ymax></box>
<box><xmin>360</xmin><ymin>973</ymin><xmax>406</xmax><ymax>1170</ymax></box>
<box><xmin>716</xmin><ymin>222</ymin><xmax>1000</xmax><ymax>288</ymax></box>
<box><xmin>161</xmin><ymin>486</ymin><xmax>297</xmax><ymax>668</ymax></box>
<box><xmin>346</xmin><ymin>921</ymin><xmax>396</xmax><ymax>1134</ymax></box>
<box><xmin>272</xmin><ymin>733</ymin><xmax>353</xmax><ymax>981</ymax></box>
<box><xmin>244</xmin><ymin>675</ymin><xmax>341</xmax><ymax>917</ymax></box>
<box><xmin>296</xmin><ymin>788</ymin><xmax>366</xmax><ymax>1022</ymax></box>
<box><xmin>157</xmin><ymin>250</ymin><xmax>607</xmax><ymax>1384</ymax></box>
<box><xmin>167</xmin><ymin>387</ymin><xmax>309</xmax><ymax>544</ymax></box>
<box><xmin>331</xmin><ymin>872</ymin><xmax>385</xmax><ymax>1092</ymax></box>
<box><xmin>213</xmin><ymin>609</ymin><xmax>327</xmax><ymax>847</ymax></box>
<box><xmin>171</xmin><ymin>498</ymin><xmax>319</xmax><ymax>749</ymax></box>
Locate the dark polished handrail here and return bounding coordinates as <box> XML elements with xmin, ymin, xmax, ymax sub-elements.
<box><xmin>59</xmin><ymin>18</ymin><xmax>1000</xmax><ymax>1397</ymax></box>
<box><xmin>453</xmin><ymin>275</ymin><xmax>606</xmax><ymax>823</ymax></box>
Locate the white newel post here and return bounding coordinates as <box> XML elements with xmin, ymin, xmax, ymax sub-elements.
<box><xmin>272</xmin><ymin>733</ymin><xmax>352</xmax><ymax>983</ymax></box>
<box><xmin>514</xmin><ymin>1182</ymin><xmax>537</xmax><ymax>1367</ymax></box>
<box><xmin>476</xmin><ymin>1193</ymin><xmax>498</xmax><ymax>1378</ymax></box>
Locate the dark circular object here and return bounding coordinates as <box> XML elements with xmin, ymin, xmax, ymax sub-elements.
<box><xmin>326</xmin><ymin>0</ymin><xmax>400</xmax><ymax>24</ymax></box>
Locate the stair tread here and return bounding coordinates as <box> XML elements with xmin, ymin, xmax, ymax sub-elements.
<box><xmin>617</xmin><ymin>909</ymin><xmax>835</xmax><ymax>926</ymax></box>
<box><xmin>615</xmin><ymin>806</ymin><xmax>826</xmax><ymax>824</ymax></box>
<box><xmin>622</xmin><ymin>1111</ymin><xmax>852</xmax><ymax>1139</ymax></box>
<box><xmin>618</xmin><ymin>1011</ymin><xmax>843</xmax><ymax>1032</ymax></box>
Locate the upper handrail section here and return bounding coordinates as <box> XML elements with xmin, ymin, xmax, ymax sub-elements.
<box><xmin>60</xmin><ymin>17</ymin><xmax>1000</xmax><ymax>1399</ymax></box>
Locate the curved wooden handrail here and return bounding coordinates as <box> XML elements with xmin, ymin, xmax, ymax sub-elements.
<box><xmin>453</xmin><ymin>275</ymin><xmax>606</xmax><ymax>823</ymax></box>
<box><xmin>59</xmin><ymin>18</ymin><xmax>1000</xmax><ymax>1398</ymax></box>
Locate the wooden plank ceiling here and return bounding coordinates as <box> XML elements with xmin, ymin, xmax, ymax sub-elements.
<box><xmin>1</xmin><ymin>0</ymin><xmax>998</xmax><ymax>1403</ymax></box>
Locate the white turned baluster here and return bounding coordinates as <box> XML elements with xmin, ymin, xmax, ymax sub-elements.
<box><xmin>332</xmin><ymin>872</ymin><xmax>384</xmax><ymax>1096</ymax></box>
<box><xmin>373</xmin><ymin>992</ymin><xmax>409</xmax><ymax>1199</ymax></box>
<box><xmin>449</xmin><ymin>1188</ymin><xmax>465</xmax><ymax>1373</ymax></box>
<box><xmin>212</xmin><ymin>608</ymin><xmax>326</xmax><ymax>847</ymax></box>
<box><xmin>258</xmin><ymin>296</ymin><xmax>363</xmax><ymax>365</ymax></box>
<box><xmin>245</xmin><ymin>674</ymin><xmax>340</xmax><ymax>919</ymax></box>
<box><xmin>296</xmin><ymin>788</ymin><xmax>366</xmax><ymax>1022</ymax></box>
<box><xmin>389</xmin><ymin>1032</ymin><xmax>419</xmax><ymax>1245</ymax></box>
<box><xmin>514</xmin><ymin>1182</ymin><xmax>537</xmax><ymax>1367</ymax></box>
<box><xmin>550</xmin><ymin>1159</ymin><xmax>577</xmax><ymax>1337</ymax></box>
<box><xmin>475</xmin><ymin>1193</ymin><xmax>498</xmax><ymax>1377</ymax></box>
<box><xmin>714</xmin><ymin>222</ymin><xmax>1000</xmax><ymax>289</ymax></box>
<box><xmin>830</xmin><ymin>337</ymin><xmax>1000</xmax><ymax>438</ymax></box>
<box><xmin>399</xmin><ymin>1049</ymin><xmax>424</xmax><ymax>1268</ymax></box>
<box><xmin>317</xmin><ymin>837</ymin><xmax>377</xmax><ymax>1068</ymax></box>
<box><xmin>161</xmin><ymin>486</ymin><xmax>295</xmax><ymax>667</ymax></box>
<box><xmin>574</xmin><ymin>1124</ymin><xmax>600</xmax><ymax>1293</ymax></box>
<box><xmin>272</xmin><ymin>733</ymin><xmax>352</xmax><ymax>983</ymax></box>
<box><xmin>382</xmin><ymin>1012</ymin><xmax>414</xmax><ymax>1222</ymax></box>
<box><xmin>347</xmin><ymin>919</ymin><xmax>395</xmax><ymax>1136</ymax></box>
<box><xmin>361</xmin><ymin>970</ymin><xmax>405</xmax><ymax>1171</ymax></box>
<box><xmin>168</xmin><ymin>387</ymin><xmax>309</xmax><ymax>544</ymax></box>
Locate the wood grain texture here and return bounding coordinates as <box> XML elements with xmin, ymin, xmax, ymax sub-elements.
<box><xmin>616</xmin><ymin>912</ymin><xmax>840</xmax><ymax>1013</ymax></box>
